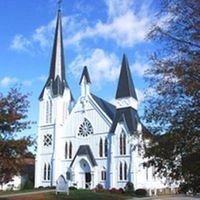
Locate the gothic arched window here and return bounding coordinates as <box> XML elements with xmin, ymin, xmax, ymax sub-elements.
<box><xmin>78</xmin><ymin>118</ymin><xmax>93</xmax><ymax>137</ymax></box>
<box><xmin>119</xmin><ymin>131</ymin><xmax>126</xmax><ymax>155</ymax></box>
<box><xmin>44</xmin><ymin>163</ymin><xmax>47</xmax><ymax>180</ymax></box>
<box><xmin>65</xmin><ymin>142</ymin><xmax>68</xmax><ymax>159</ymax></box>
<box><xmin>124</xmin><ymin>162</ymin><xmax>127</xmax><ymax>180</ymax></box>
<box><xmin>104</xmin><ymin>138</ymin><xmax>108</xmax><ymax>157</ymax></box>
<box><xmin>101</xmin><ymin>167</ymin><xmax>106</xmax><ymax>180</ymax></box>
<box><xmin>69</xmin><ymin>142</ymin><xmax>72</xmax><ymax>159</ymax></box>
<box><xmin>47</xmin><ymin>163</ymin><xmax>51</xmax><ymax>180</ymax></box>
<box><xmin>99</xmin><ymin>138</ymin><xmax>103</xmax><ymax>157</ymax></box>
<box><xmin>119</xmin><ymin>162</ymin><xmax>123</xmax><ymax>180</ymax></box>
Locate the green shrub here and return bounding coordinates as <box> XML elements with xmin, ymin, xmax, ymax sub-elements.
<box><xmin>135</xmin><ymin>188</ymin><xmax>147</xmax><ymax>197</ymax></box>
<box><xmin>21</xmin><ymin>177</ymin><xmax>34</xmax><ymax>190</ymax></box>
<box><xmin>124</xmin><ymin>182</ymin><xmax>134</xmax><ymax>194</ymax></box>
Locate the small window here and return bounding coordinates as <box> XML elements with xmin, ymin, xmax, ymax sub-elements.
<box><xmin>65</xmin><ymin>142</ymin><xmax>68</xmax><ymax>159</ymax></box>
<box><xmin>101</xmin><ymin>170</ymin><xmax>106</xmax><ymax>180</ymax></box>
<box><xmin>43</xmin><ymin>134</ymin><xmax>52</xmax><ymax>146</ymax></box>
<box><xmin>69</xmin><ymin>142</ymin><xmax>72</xmax><ymax>159</ymax></box>
<box><xmin>119</xmin><ymin>131</ymin><xmax>126</xmax><ymax>155</ymax></box>
<box><xmin>99</xmin><ymin>138</ymin><xmax>103</xmax><ymax>157</ymax></box>
<box><xmin>119</xmin><ymin>162</ymin><xmax>123</xmax><ymax>180</ymax></box>
<box><xmin>44</xmin><ymin>164</ymin><xmax>47</xmax><ymax>180</ymax></box>
<box><xmin>104</xmin><ymin>138</ymin><xmax>108</xmax><ymax>157</ymax></box>
<box><xmin>47</xmin><ymin>164</ymin><xmax>51</xmax><ymax>180</ymax></box>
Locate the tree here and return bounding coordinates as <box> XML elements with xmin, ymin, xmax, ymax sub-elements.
<box><xmin>0</xmin><ymin>87</ymin><xmax>33</xmax><ymax>188</ymax></box>
<box><xmin>143</xmin><ymin>0</ymin><xmax>200</xmax><ymax>193</ymax></box>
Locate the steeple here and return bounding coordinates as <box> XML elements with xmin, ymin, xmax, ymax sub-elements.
<box><xmin>79</xmin><ymin>66</ymin><xmax>91</xmax><ymax>96</ymax></box>
<box><xmin>39</xmin><ymin>9</ymin><xmax>70</xmax><ymax>99</ymax></box>
<box><xmin>115</xmin><ymin>54</ymin><xmax>137</xmax><ymax>100</ymax></box>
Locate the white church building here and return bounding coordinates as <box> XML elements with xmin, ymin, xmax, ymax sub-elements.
<box><xmin>35</xmin><ymin>9</ymin><xmax>172</xmax><ymax>193</ymax></box>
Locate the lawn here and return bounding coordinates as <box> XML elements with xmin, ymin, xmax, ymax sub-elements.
<box><xmin>1</xmin><ymin>189</ymin><xmax>131</xmax><ymax>200</ymax></box>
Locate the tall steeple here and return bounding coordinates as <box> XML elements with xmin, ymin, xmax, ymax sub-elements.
<box><xmin>39</xmin><ymin>8</ymin><xmax>70</xmax><ymax>99</ymax></box>
<box><xmin>115</xmin><ymin>54</ymin><xmax>137</xmax><ymax>100</ymax></box>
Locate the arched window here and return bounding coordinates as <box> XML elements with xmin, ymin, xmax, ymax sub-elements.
<box><xmin>101</xmin><ymin>168</ymin><xmax>106</xmax><ymax>180</ymax></box>
<box><xmin>69</xmin><ymin>142</ymin><xmax>72</xmax><ymax>159</ymax></box>
<box><xmin>65</xmin><ymin>142</ymin><xmax>68</xmax><ymax>159</ymax></box>
<box><xmin>78</xmin><ymin>118</ymin><xmax>93</xmax><ymax>137</ymax></box>
<box><xmin>44</xmin><ymin>163</ymin><xmax>47</xmax><ymax>180</ymax></box>
<box><xmin>49</xmin><ymin>100</ymin><xmax>52</xmax><ymax>123</ymax></box>
<box><xmin>119</xmin><ymin>131</ymin><xmax>126</xmax><ymax>155</ymax></box>
<box><xmin>99</xmin><ymin>138</ymin><xmax>103</xmax><ymax>157</ymax></box>
<box><xmin>123</xmin><ymin>134</ymin><xmax>126</xmax><ymax>155</ymax></box>
<box><xmin>119</xmin><ymin>162</ymin><xmax>123</xmax><ymax>180</ymax></box>
<box><xmin>104</xmin><ymin>138</ymin><xmax>108</xmax><ymax>157</ymax></box>
<box><xmin>124</xmin><ymin>162</ymin><xmax>127</xmax><ymax>180</ymax></box>
<box><xmin>47</xmin><ymin>164</ymin><xmax>51</xmax><ymax>180</ymax></box>
<box><xmin>120</xmin><ymin>134</ymin><xmax>123</xmax><ymax>155</ymax></box>
<box><xmin>46</xmin><ymin>101</ymin><xmax>49</xmax><ymax>123</ymax></box>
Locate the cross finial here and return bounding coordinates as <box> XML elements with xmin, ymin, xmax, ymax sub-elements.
<box><xmin>58</xmin><ymin>0</ymin><xmax>62</xmax><ymax>10</ymax></box>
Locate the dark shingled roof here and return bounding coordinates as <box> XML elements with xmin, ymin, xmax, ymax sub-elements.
<box><xmin>39</xmin><ymin>9</ymin><xmax>71</xmax><ymax>100</ymax></box>
<box><xmin>79</xmin><ymin>66</ymin><xmax>91</xmax><ymax>85</ymax></box>
<box><xmin>91</xmin><ymin>93</ymin><xmax>116</xmax><ymax>121</ymax></box>
<box><xmin>115</xmin><ymin>54</ymin><xmax>137</xmax><ymax>100</ymax></box>
<box><xmin>110</xmin><ymin>107</ymin><xmax>140</xmax><ymax>134</ymax></box>
<box><xmin>70</xmin><ymin>145</ymin><xmax>97</xmax><ymax>167</ymax></box>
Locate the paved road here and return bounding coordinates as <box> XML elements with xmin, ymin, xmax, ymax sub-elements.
<box><xmin>0</xmin><ymin>189</ymin><xmax>55</xmax><ymax>199</ymax></box>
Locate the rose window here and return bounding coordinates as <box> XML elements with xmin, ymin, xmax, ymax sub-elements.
<box><xmin>78</xmin><ymin>118</ymin><xmax>93</xmax><ymax>137</ymax></box>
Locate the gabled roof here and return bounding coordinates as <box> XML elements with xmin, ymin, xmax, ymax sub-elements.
<box><xmin>91</xmin><ymin>93</ymin><xmax>116</xmax><ymax>121</ymax></box>
<box><xmin>115</xmin><ymin>54</ymin><xmax>137</xmax><ymax>100</ymax></box>
<box><xmin>70</xmin><ymin>145</ymin><xmax>97</xmax><ymax>167</ymax></box>
<box><xmin>39</xmin><ymin>9</ymin><xmax>72</xmax><ymax>100</ymax></box>
<box><xmin>79</xmin><ymin>66</ymin><xmax>91</xmax><ymax>85</ymax></box>
<box><xmin>110</xmin><ymin>107</ymin><xmax>140</xmax><ymax>134</ymax></box>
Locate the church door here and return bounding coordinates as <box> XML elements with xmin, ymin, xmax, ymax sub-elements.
<box><xmin>85</xmin><ymin>172</ymin><xmax>91</xmax><ymax>189</ymax></box>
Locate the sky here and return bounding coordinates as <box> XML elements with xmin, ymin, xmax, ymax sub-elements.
<box><xmin>0</xmin><ymin>0</ymin><xmax>162</xmax><ymax>149</ymax></box>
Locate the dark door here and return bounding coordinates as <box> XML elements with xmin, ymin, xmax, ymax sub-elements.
<box><xmin>85</xmin><ymin>173</ymin><xmax>91</xmax><ymax>188</ymax></box>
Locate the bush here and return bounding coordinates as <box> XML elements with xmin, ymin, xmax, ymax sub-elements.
<box><xmin>109</xmin><ymin>188</ymin><xmax>124</xmax><ymax>194</ymax></box>
<box><xmin>21</xmin><ymin>177</ymin><xmax>34</xmax><ymax>190</ymax></box>
<box><xmin>95</xmin><ymin>184</ymin><xmax>104</xmax><ymax>192</ymax></box>
<box><xmin>124</xmin><ymin>182</ymin><xmax>134</xmax><ymax>194</ymax></box>
<box><xmin>135</xmin><ymin>188</ymin><xmax>147</xmax><ymax>197</ymax></box>
<box><xmin>69</xmin><ymin>186</ymin><xmax>77</xmax><ymax>190</ymax></box>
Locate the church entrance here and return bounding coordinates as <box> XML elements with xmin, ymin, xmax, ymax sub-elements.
<box><xmin>76</xmin><ymin>159</ymin><xmax>92</xmax><ymax>189</ymax></box>
<box><xmin>85</xmin><ymin>172</ymin><xmax>91</xmax><ymax>189</ymax></box>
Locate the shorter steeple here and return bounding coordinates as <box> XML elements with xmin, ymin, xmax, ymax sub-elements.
<box><xmin>79</xmin><ymin>66</ymin><xmax>91</xmax><ymax>97</ymax></box>
<box><xmin>115</xmin><ymin>54</ymin><xmax>137</xmax><ymax>100</ymax></box>
<box><xmin>39</xmin><ymin>9</ymin><xmax>71</xmax><ymax>99</ymax></box>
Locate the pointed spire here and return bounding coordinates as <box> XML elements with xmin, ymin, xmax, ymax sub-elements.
<box><xmin>79</xmin><ymin>66</ymin><xmax>91</xmax><ymax>97</ymax></box>
<box><xmin>39</xmin><ymin>9</ymin><xmax>71</xmax><ymax>99</ymax></box>
<box><xmin>115</xmin><ymin>54</ymin><xmax>137</xmax><ymax>100</ymax></box>
<box><xmin>49</xmin><ymin>9</ymin><xmax>66</xmax><ymax>82</ymax></box>
<box><xmin>79</xmin><ymin>66</ymin><xmax>91</xmax><ymax>85</ymax></box>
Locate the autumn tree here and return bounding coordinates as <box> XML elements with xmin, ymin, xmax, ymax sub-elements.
<box><xmin>0</xmin><ymin>87</ymin><xmax>33</xmax><ymax>188</ymax></box>
<box><xmin>143</xmin><ymin>0</ymin><xmax>200</xmax><ymax>193</ymax></box>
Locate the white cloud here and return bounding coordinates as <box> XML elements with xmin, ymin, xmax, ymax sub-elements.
<box><xmin>136</xmin><ymin>88</ymin><xmax>145</xmax><ymax>104</ymax></box>
<box><xmin>130</xmin><ymin>61</ymin><xmax>149</xmax><ymax>76</ymax></box>
<box><xmin>22</xmin><ymin>80</ymin><xmax>32</xmax><ymax>86</ymax></box>
<box><xmin>69</xmin><ymin>48</ymin><xmax>120</xmax><ymax>85</ymax></box>
<box><xmin>10</xmin><ymin>34</ymin><xmax>31</xmax><ymax>51</ymax></box>
<box><xmin>0</xmin><ymin>77</ymin><xmax>18</xmax><ymax>87</ymax></box>
<box><xmin>37</xmin><ymin>75</ymin><xmax>47</xmax><ymax>82</ymax></box>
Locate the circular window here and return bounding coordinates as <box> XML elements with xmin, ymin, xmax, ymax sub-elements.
<box><xmin>78</xmin><ymin>118</ymin><xmax>93</xmax><ymax>137</ymax></box>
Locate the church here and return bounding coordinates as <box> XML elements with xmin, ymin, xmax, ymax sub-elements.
<box><xmin>35</xmin><ymin>9</ymin><xmax>171</xmax><ymax>194</ymax></box>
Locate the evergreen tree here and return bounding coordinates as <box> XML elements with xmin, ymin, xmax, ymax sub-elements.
<box><xmin>143</xmin><ymin>0</ymin><xmax>200</xmax><ymax>193</ymax></box>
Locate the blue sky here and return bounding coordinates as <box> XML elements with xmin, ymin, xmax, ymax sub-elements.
<box><xmin>0</xmin><ymin>0</ymin><xmax>163</xmax><ymax>149</ymax></box>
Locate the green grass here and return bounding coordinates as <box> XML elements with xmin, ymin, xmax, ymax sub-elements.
<box><xmin>46</xmin><ymin>189</ymin><xmax>130</xmax><ymax>200</ymax></box>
